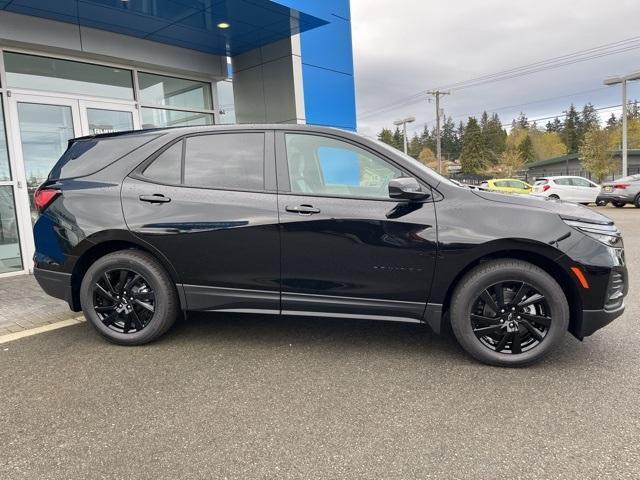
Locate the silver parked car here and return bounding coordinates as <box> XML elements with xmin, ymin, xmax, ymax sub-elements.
<box><xmin>597</xmin><ymin>174</ymin><xmax>640</xmax><ymax>208</ymax></box>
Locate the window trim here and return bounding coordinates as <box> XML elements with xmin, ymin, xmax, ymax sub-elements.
<box><xmin>275</xmin><ymin>130</ymin><xmax>433</xmax><ymax>203</ymax></box>
<box><xmin>132</xmin><ymin>130</ymin><xmax>275</xmax><ymax>194</ymax></box>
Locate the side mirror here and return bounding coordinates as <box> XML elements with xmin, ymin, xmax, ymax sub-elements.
<box><xmin>388</xmin><ymin>177</ymin><xmax>429</xmax><ymax>201</ymax></box>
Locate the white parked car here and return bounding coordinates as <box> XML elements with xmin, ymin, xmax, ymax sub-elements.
<box><xmin>531</xmin><ymin>176</ymin><xmax>600</xmax><ymax>204</ymax></box>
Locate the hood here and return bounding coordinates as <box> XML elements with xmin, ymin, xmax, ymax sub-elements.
<box><xmin>471</xmin><ymin>190</ymin><xmax>613</xmax><ymax>225</ymax></box>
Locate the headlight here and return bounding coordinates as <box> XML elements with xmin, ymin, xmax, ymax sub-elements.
<box><xmin>562</xmin><ymin>218</ymin><xmax>623</xmax><ymax>247</ymax></box>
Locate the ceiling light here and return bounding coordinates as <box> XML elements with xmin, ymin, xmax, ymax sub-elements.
<box><xmin>217</xmin><ymin>22</ymin><xmax>230</xmax><ymax>29</ymax></box>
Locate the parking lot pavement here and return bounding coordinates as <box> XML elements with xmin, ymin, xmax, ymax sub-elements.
<box><xmin>1</xmin><ymin>206</ymin><xmax>639</xmax><ymax>480</ymax></box>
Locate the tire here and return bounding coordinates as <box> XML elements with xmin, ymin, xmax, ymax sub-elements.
<box><xmin>548</xmin><ymin>194</ymin><xmax>559</xmax><ymax>200</ymax></box>
<box><xmin>634</xmin><ymin>195</ymin><xmax>640</xmax><ymax>208</ymax></box>
<box><xmin>612</xmin><ymin>201</ymin><xmax>625</xmax><ymax>208</ymax></box>
<box><xmin>596</xmin><ymin>199</ymin><xmax>607</xmax><ymax>207</ymax></box>
<box><xmin>80</xmin><ymin>249</ymin><xmax>179</xmax><ymax>345</ymax></box>
<box><xmin>450</xmin><ymin>259</ymin><xmax>569</xmax><ymax>367</ymax></box>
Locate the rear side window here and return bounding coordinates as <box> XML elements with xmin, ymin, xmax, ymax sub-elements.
<box><xmin>49</xmin><ymin>133</ymin><xmax>159</xmax><ymax>180</ymax></box>
<box><xmin>142</xmin><ymin>132</ymin><xmax>265</xmax><ymax>191</ymax></box>
<box><xmin>554</xmin><ymin>178</ymin><xmax>571</xmax><ymax>186</ymax></box>
<box><xmin>184</xmin><ymin>133</ymin><xmax>264</xmax><ymax>190</ymax></box>
<box><xmin>534</xmin><ymin>179</ymin><xmax>548</xmax><ymax>186</ymax></box>
<box><xmin>570</xmin><ymin>177</ymin><xmax>592</xmax><ymax>187</ymax></box>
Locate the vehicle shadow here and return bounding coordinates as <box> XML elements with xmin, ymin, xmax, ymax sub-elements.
<box><xmin>157</xmin><ymin>311</ymin><xmax>597</xmax><ymax>369</ymax></box>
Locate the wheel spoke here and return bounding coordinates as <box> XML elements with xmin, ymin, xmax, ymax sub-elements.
<box><xmin>481</xmin><ymin>290</ymin><xmax>500</xmax><ymax>314</ymax></box>
<box><xmin>473</xmin><ymin>324</ymin><xmax>504</xmax><ymax>335</ymax></box>
<box><xmin>94</xmin><ymin>305</ymin><xmax>115</xmax><ymax>313</ymax></box>
<box><xmin>95</xmin><ymin>284</ymin><xmax>116</xmax><ymax>302</ymax></box>
<box><xmin>122</xmin><ymin>315</ymin><xmax>131</xmax><ymax>333</ymax></box>
<box><xmin>521</xmin><ymin>320</ymin><xmax>544</xmax><ymax>342</ymax></box>
<box><xmin>133</xmin><ymin>290</ymin><xmax>154</xmax><ymax>302</ymax></box>
<box><xmin>512</xmin><ymin>282</ymin><xmax>529</xmax><ymax>305</ymax></box>
<box><xmin>114</xmin><ymin>270</ymin><xmax>128</xmax><ymax>293</ymax></box>
<box><xmin>511</xmin><ymin>331</ymin><xmax>522</xmax><ymax>354</ymax></box>
<box><xmin>494</xmin><ymin>283</ymin><xmax>504</xmax><ymax>309</ymax></box>
<box><xmin>134</xmin><ymin>299</ymin><xmax>154</xmax><ymax>313</ymax></box>
<box><xmin>518</xmin><ymin>293</ymin><xmax>544</xmax><ymax>308</ymax></box>
<box><xmin>101</xmin><ymin>311</ymin><xmax>119</xmax><ymax>326</ymax></box>
<box><xmin>130</xmin><ymin>308</ymin><xmax>145</xmax><ymax>330</ymax></box>
<box><xmin>495</xmin><ymin>333</ymin><xmax>509</xmax><ymax>352</ymax></box>
<box><xmin>123</xmin><ymin>274</ymin><xmax>141</xmax><ymax>293</ymax></box>
<box><xmin>520</xmin><ymin>312</ymin><xmax>551</xmax><ymax>328</ymax></box>
<box><xmin>103</xmin><ymin>273</ymin><xmax>116</xmax><ymax>294</ymax></box>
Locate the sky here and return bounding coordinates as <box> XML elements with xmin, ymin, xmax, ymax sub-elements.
<box><xmin>350</xmin><ymin>0</ymin><xmax>640</xmax><ymax>138</ymax></box>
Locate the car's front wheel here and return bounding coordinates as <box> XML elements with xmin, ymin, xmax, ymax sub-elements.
<box><xmin>612</xmin><ymin>200</ymin><xmax>626</xmax><ymax>208</ymax></box>
<box><xmin>450</xmin><ymin>259</ymin><xmax>569</xmax><ymax>367</ymax></box>
<box><xmin>80</xmin><ymin>250</ymin><xmax>179</xmax><ymax>345</ymax></box>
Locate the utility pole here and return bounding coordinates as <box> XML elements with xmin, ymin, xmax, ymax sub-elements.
<box><xmin>605</xmin><ymin>70</ymin><xmax>640</xmax><ymax>177</ymax></box>
<box><xmin>427</xmin><ymin>90</ymin><xmax>450</xmax><ymax>173</ymax></box>
<box><xmin>393</xmin><ymin>116</ymin><xmax>416</xmax><ymax>155</ymax></box>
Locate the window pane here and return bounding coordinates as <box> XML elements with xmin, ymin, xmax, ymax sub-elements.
<box><xmin>216</xmin><ymin>80</ymin><xmax>236</xmax><ymax>124</ymax></box>
<box><xmin>184</xmin><ymin>133</ymin><xmax>264</xmax><ymax>190</ymax></box>
<box><xmin>571</xmin><ymin>177</ymin><xmax>590</xmax><ymax>187</ymax></box>
<box><xmin>86</xmin><ymin>108</ymin><xmax>133</xmax><ymax>135</ymax></box>
<box><xmin>138</xmin><ymin>72</ymin><xmax>212</xmax><ymax>110</ymax></box>
<box><xmin>143</xmin><ymin>141</ymin><xmax>182</xmax><ymax>185</ymax></box>
<box><xmin>4</xmin><ymin>52</ymin><xmax>134</xmax><ymax>100</ymax></box>
<box><xmin>286</xmin><ymin>134</ymin><xmax>402</xmax><ymax>199</ymax></box>
<box><xmin>141</xmin><ymin>107</ymin><xmax>213</xmax><ymax>128</ymax></box>
<box><xmin>0</xmin><ymin>186</ymin><xmax>23</xmax><ymax>273</ymax></box>
<box><xmin>0</xmin><ymin>97</ymin><xmax>11</xmax><ymax>181</ymax></box>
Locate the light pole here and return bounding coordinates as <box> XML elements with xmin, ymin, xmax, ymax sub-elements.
<box><xmin>393</xmin><ymin>116</ymin><xmax>416</xmax><ymax>155</ymax></box>
<box><xmin>604</xmin><ymin>70</ymin><xmax>640</xmax><ymax>177</ymax></box>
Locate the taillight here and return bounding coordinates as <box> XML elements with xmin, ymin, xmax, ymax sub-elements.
<box><xmin>34</xmin><ymin>187</ymin><xmax>61</xmax><ymax>213</ymax></box>
<box><xmin>542</xmin><ymin>184</ymin><xmax>550</xmax><ymax>192</ymax></box>
<box><xmin>613</xmin><ymin>183</ymin><xmax>630</xmax><ymax>189</ymax></box>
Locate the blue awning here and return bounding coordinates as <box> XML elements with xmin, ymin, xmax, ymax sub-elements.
<box><xmin>0</xmin><ymin>0</ymin><xmax>328</xmax><ymax>56</ymax></box>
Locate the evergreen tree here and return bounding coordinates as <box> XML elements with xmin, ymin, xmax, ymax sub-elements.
<box><xmin>441</xmin><ymin>116</ymin><xmax>459</xmax><ymax>161</ymax></box>
<box><xmin>483</xmin><ymin>113</ymin><xmax>507</xmax><ymax>163</ymax></box>
<box><xmin>377</xmin><ymin>128</ymin><xmax>395</xmax><ymax>148</ymax></box>
<box><xmin>392</xmin><ymin>127</ymin><xmax>404</xmax><ymax>151</ymax></box>
<box><xmin>516</xmin><ymin>112</ymin><xmax>529</xmax><ymax>129</ymax></box>
<box><xmin>518</xmin><ymin>135</ymin><xmax>536</xmax><ymax>162</ymax></box>
<box><xmin>606</xmin><ymin>113</ymin><xmax>619</xmax><ymax>131</ymax></box>
<box><xmin>579</xmin><ymin>103</ymin><xmax>600</xmax><ymax>142</ymax></box>
<box><xmin>408</xmin><ymin>133</ymin><xmax>422</xmax><ymax>158</ymax></box>
<box><xmin>460</xmin><ymin>117</ymin><xmax>485</xmax><ymax>174</ymax></box>
<box><xmin>562</xmin><ymin>104</ymin><xmax>581</xmax><ymax>153</ymax></box>
<box><xmin>546</xmin><ymin>117</ymin><xmax>562</xmax><ymax>133</ymax></box>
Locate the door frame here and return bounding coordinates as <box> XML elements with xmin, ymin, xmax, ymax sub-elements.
<box><xmin>6</xmin><ymin>93</ymin><xmax>140</xmax><ymax>270</ymax></box>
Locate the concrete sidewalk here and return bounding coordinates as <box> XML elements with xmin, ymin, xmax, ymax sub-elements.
<box><xmin>0</xmin><ymin>274</ymin><xmax>79</xmax><ymax>335</ymax></box>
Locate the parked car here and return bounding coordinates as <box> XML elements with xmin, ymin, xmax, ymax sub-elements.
<box><xmin>597</xmin><ymin>174</ymin><xmax>640</xmax><ymax>208</ymax></box>
<box><xmin>482</xmin><ymin>178</ymin><xmax>532</xmax><ymax>194</ymax></box>
<box><xmin>33</xmin><ymin>125</ymin><xmax>627</xmax><ymax>367</ymax></box>
<box><xmin>531</xmin><ymin>176</ymin><xmax>600</xmax><ymax>204</ymax></box>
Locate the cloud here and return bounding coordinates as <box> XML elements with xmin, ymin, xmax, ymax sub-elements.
<box><xmin>351</xmin><ymin>0</ymin><xmax>640</xmax><ymax>136</ymax></box>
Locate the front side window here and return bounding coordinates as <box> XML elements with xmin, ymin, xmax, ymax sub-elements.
<box><xmin>285</xmin><ymin>134</ymin><xmax>402</xmax><ymax>199</ymax></box>
<box><xmin>570</xmin><ymin>177</ymin><xmax>591</xmax><ymax>187</ymax></box>
<box><xmin>554</xmin><ymin>178</ymin><xmax>571</xmax><ymax>186</ymax></box>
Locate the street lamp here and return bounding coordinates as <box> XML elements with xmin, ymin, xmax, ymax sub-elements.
<box><xmin>393</xmin><ymin>116</ymin><xmax>416</xmax><ymax>155</ymax></box>
<box><xmin>604</xmin><ymin>70</ymin><xmax>640</xmax><ymax>177</ymax></box>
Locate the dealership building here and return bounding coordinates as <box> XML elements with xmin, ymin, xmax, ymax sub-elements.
<box><xmin>0</xmin><ymin>0</ymin><xmax>356</xmax><ymax>277</ymax></box>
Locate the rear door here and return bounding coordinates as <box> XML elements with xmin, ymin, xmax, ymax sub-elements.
<box><xmin>121</xmin><ymin>130</ymin><xmax>281</xmax><ymax>313</ymax></box>
<box><xmin>570</xmin><ymin>177</ymin><xmax>599</xmax><ymax>203</ymax></box>
<box><xmin>553</xmin><ymin>177</ymin><xmax>573</xmax><ymax>200</ymax></box>
<box><xmin>275</xmin><ymin>130</ymin><xmax>438</xmax><ymax>322</ymax></box>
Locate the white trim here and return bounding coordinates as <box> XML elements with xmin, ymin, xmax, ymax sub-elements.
<box><xmin>0</xmin><ymin>317</ymin><xmax>84</xmax><ymax>344</ymax></box>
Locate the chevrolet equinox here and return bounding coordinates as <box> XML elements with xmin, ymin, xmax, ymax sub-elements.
<box><xmin>33</xmin><ymin>125</ymin><xmax>627</xmax><ymax>366</ymax></box>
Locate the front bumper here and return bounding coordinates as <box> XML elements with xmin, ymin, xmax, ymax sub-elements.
<box><xmin>576</xmin><ymin>304</ymin><xmax>625</xmax><ymax>338</ymax></box>
<box><xmin>33</xmin><ymin>267</ymin><xmax>73</xmax><ymax>308</ymax></box>
<box><xmin>597</xmin><ymin>192</ymin><xmax>633</xmax><ymax>203</ymax></box>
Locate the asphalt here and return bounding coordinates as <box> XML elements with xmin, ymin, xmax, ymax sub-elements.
<box><xmin>1</xmin><ymin>206</ymin><xmax>639</xmax><ymax>480</ymax></box>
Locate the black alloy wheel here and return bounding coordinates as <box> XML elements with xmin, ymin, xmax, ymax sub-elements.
<box><xmin>470</xmin><ymin>281</ymin><xmax>550</xmax><ymax>355</ymax></box>
<box><xmin>93</xmin><ymin>269</ymin><xmax>155</xmax><ymax>334</ymax></box>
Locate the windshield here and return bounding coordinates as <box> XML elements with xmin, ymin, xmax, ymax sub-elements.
<box><xmin>371</xmin><ymin>138</ymin><xmax>458</xmax><ymax>187</ymax></box>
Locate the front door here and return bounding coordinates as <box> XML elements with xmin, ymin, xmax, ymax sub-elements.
<box><xmin>275</xmin><ymin>131</ymin><xmax>438</xmax><ymax>322</ymax></box>
<box><xmin>8</xmin><ymin>94</ymin><xmax>139</xmax><ymax>266</ymax></box>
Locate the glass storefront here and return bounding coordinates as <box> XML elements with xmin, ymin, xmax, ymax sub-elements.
<box><xmin>0</xmin><ymin>50</ymin><xmax>221</xmax><ymax>275</ymax></box>
<box><xmin>0</xmin><ymin>96</ymin><xmax>23</xmax><ymax>274</ymax></box>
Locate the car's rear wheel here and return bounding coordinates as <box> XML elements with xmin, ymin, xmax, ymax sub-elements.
<box><xmin>80</xmin><ymin>250</ymin><xmax>179</xmax><ymax>345</ymax></box>
<box><xmin>612</xmin><ymin>200</ymin><xmax>626</xmax><ymax>208</ymax></box>
<box><xmin>450</xmin><ymin>259</ymin><xmax>569</xmax><ymax>367</ymax></box>
<box><xmin>596</xmin><ymin>199</ymin><xmax>607</xmax><ymax>206</ymax></box>
<box><xmin>548</xmin><ymin>194</ymin><xmax>559</xmax><ymax>200</ymax></box>
<box><xmin>634</xmin><ymin>194</ymin><xmax>640</xmax><ymax>208</ymax></box>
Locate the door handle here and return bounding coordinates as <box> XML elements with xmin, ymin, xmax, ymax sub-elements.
<box><xmin>285</xmin><ymin>204</ymin><xmax>320</xmax><ymax>215</ymax></box>
<box><xmin>139</xmin><ymin>194</ymin><xmax>171</xmax><ymax>204</ymax></box>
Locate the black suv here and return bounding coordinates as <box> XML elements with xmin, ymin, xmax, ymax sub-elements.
<box><xmin>33</xmin><ymin>125</ymin><xmax>627</xmax><ymax>366</ymax></box>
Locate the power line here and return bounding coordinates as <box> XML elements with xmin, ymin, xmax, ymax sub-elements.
<box><xmin>358</xmin><ymin>35</ymin><xmax>640</xmax><ymax>120</ymax></box>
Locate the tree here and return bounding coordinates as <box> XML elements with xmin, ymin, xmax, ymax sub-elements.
<box><xmin>562</xmin><ymin>104</ymin><xmax>581</xmax><ymax>153</ymax></box>
<box><xmin>460</xmin><ymin>117</ymin><xmax>486</xmax><ymax>174</ymax></box>
<box><xmin>377</xmin><ymin>128</ymin><xmax>395</xmax><ymax>147</ymax></box>
<box><xmin>518</xmin><ymin>135</ymin><xmax>536</xmax><ymax>162</ymax></box>
<box><xmin>533</xmin><ymin>131</ymin><xmax>567</xmax><ymax>160</ymax></box>
<box><xmin>580</xmin><ymin>128</ymin><xmax>616</xmax><ymax>182</ymax></box>
<box><xmin>392</xmin><ymin>127</ymin><xmax>404</xmax><ymax>151</ymax></box>
<box><xmin>579</xmin><ymin>103</ymin><xmax>600</xmax><ymax>141</ymax></box>
<box><xmin>546</xmin><ymin>117</ymin><xmax>562</xmax><ymax>133</ymax></box>
<box><xmin>483</xmin><ymin>113</ymin><xmax>507</xmax><ymax>163</ymax></box>
<box><xmin>498</xmin><ymin>147</ymin><xmax>525</xmax><ymax>176</ymax></box>
<box><xmin>408</xmin><ymin>133</ymin><xmax>422</xmax><ymax>158</ymax></box>
<box><xmin>515</xmin><ymin>112</ymin><xmax>529</xmax><ymax>129</ymax></box>
<box><xmin>417</xmin><ymin>146</ymin><xmax>436</xmax><ymax>167</ymax></box>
